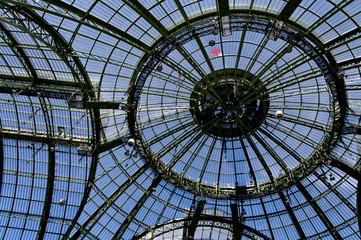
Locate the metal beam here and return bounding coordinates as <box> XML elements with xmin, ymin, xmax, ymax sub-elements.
<box><xmin>95</xmin><ymin>137</ymin><xmax>127</xmax><ymax>154</ymax></box>
<box><xmin>0</xmin><ymin>22</ymin><xmax>39</xmax><ymax>85</ymax></box>
<box><xmin>0</xmin><ymin>4</ymin><xmax>93</xmax><ymax>93</ymax></box>
<box><xmin>0</xmin><ymin>140</ymin><xmax>3</xmax><ymax>196</ymax></box>
<box><xmin>357</xmin><ymin>180</ymin><xmax>361</xmax><ymax>235</ymax></box>
<box><xmin>177</xmin><ymin>46</ymin><xmax>207</xmax><ymax>78</ymax></box>
<box><xmin>297</xmin><ymin>183</ymin><xmax>343</xmax><ymax>240</ymax></box>
<box><xmin>0</xmin><ymin>128</ymin><xmax>90</xmax><ymax>147</ymax></box>
<box><xmin>0</xmin><ymin>209</ymin><xmax>73</xmax><ymax>225</ymax></box>
<box><xmin>0</xmin><ymin>5</ymin><xmax>101</xmax><ymax>240</ymax></box>
<box><xmin>186</xmin><ymin>200</ymin><xmax>206</xmax><ymax>240</ymax></box>
<box><xmin>278</xmin><ymin>0</ymin><xmax>302</xmax><ymax>22</ymax></box>
<box><xmin>133</xmin><ymin>216</ymin><xmax>272</xmax><ymax>240</ymax></box>
<box><xmin>259</xmin><ymin>198</ymin><xmax>276</xmax><ymax>240</ymax></box>
<box><xmin>245</xmin><ymin>137</ymin><xmax>275</xmax><ymax>185</ymax></box>
<box><xmin>83</xmin><ymin>101</ymin><xmax>120</xmax><ymax>109</ymax></box>
<box><xmin>217</xmin><ymin>0</ymin><xmax>230</xmax><ymax>16</ymax></box>
<box><xmin>124</xmin><ymin>0</ymin><xmax>168</xmax><ymax>36</ymax></box>
<box><xmin>174</xmin><ymin>0</ymin><xmax>189</xmax><ymax>23</ymax></box>
<box><xmin>38</xmin><ymin>0</ymin><xmax>150</xmax><ymax>52</ymax></box>
<box><xmin>230</xmin><ymin>203</ymin><xmax>242</xmax><ymax>240</ymax></box>
<box><xmin>240</xmin><ymin>138</ymin><xmax>258</xmax><ymax>191</ymax></box>
<box><xmin>329</xmin><ymin>159</ymin><xmax>361</xmax><ymax>180</ymax></box>
<box><xmin>0</xmin><ymin>83</ymin><xmax>79</xmax><ymax>100</ymax></box>
<box><xmin>342</xmin><ymin>125</ymin><xmax>361</xmax><ymax>135</ymax></box>
<box><xmin>36</xmin><ymin>144</ymin><xmax>56</xmax><ymax>240</ymax></box>
<box><xmin>278</xmin><ymin>191</ymin><xmax>306</xmax><ymax>239</ymax></box>
<box><xmin>1</xmin><ymin>0</ymin><xmax>149</xmax><ymax>52</ymax></box>
<box><xmin>194</xmin><ymin>33</ymin><xmax>215</xmax><ymax>73</ymax></box>
<box><xmin>338</xmin><ymin>56</ymin><xmax>361</xmax><ymax>68</ymax></box>
<box><xmin>253</xmin><ymin>131</ymin><xmax>290</xmax><ymax>174</ymax></box>
<box><xmin>112</xmin><ymin>176</ymin><xmax>162</xmax><ymax>240</ymax></box>
<box><xmin>0</xmin><ymin>74</ymin><xmax>80</xmax><ymax>87</ymax></box>
<box><xmin>69</xmin><ymin>164</ymin><xmax>149</xmax><ymax>239</ymax></box>
<box><xmin>325</xmin><ymin>28</ymin><xmax>361</xmax><ymax>49</ymax></box>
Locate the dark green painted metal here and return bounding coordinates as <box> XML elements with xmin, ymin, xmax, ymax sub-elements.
<box><xmin>112</xmin><ymin>176</ymin><xmax>162</xmax><ymax>240</ymax></box>
<box><xmin>278</xmin><ymin>0</ymin><xmax>302</xmax><ymax>22</ymax></box>
<box><xmin>174</xmin><ymin>0</ymin><xmax>190</xmax><ymax>23</ymax></box>
<box><xmin>257</xmin><ymin>127</ymin><xmax>304</xmax><ymax>165</ymax></box>
<box><xmin>83</xmin><ymin>101</ymin><xmax>120</xmax><ymax>109</ymax></box>
<box><xmin>278</xmin><ymin>191</ymin><xmax>306</xmax><ymax>239</ymax></box>
<box><xmin>217</xmin><ymin>0</ymin><xmax>230</xmax><ymax>16</ymax></box>
<box><xmin>325</xmin><ymin>28</ymin><xmax>361</xmax><ymax>49</ymax></box>
<box><xmin>338</xmin><ymin>56</ymin><xmax>361</xmax><ymax>68</ymax></box>
<box><xmin>95</xmin><ymin>137</ymin><xmax>126</xmax><ymax>154</ymax></box>
<box><xmin>186</xmin><ymin>200</ymin><xmax>206</xmax><ymax>239</ymax></box>
<box><xmin>124</xmin><ymin>0</ymin><xmax>168</xmax><ymax>36</ymax></box>
<box><xmin>0</xmin><ymin>140</ymin><xmax>3</xmax><ymax>196</ymax></box>
<box><xmin>0</xmin><ymin>74</ymin><xmax>80</xmax><ymax>86</ymax></box>
<box><xmin>132</xmin><ymin>216</ymin><xmax>272</xmax><ymax>240</ymax></box>
<box><xmin>39</xmin><ymin>0</ymin><xmax>150</xmax><ymax>52</ymax></box>
<box><xmin>244</xmin><ymin>136</ymin><xmax>275</xmax><ymax>185</ymax></box>
<box><xmin>357</xmin><ymin>181</ymin><xmax>361</xmax><ymax>236</ymax></box>
<box><xmin>0</xmin><ymin>4</ymin><xmax>102</xmax><ymax>240</ymax></box>
<box><xmin>194</xmin><ymin>34</ymin><xmax>215</xmax><ymax>73</ymax></box>
<box><xmin>307</xmin><ymin>1</ymin><xmax>354</xmax><ymax>34</ymax></box>
<box><xmin>70</xmin><ymin>164</ymin><xmax>149</xmax><ymax>239</ymax></box>
<box><xmin>0</xmin><ymin>129</ymin><xmax>90</xmax><ymax>146</ymax></box>
<box><xmin>0</xmin><ymin>22</ymin><xmax>39</xmax><ymax>85</ymax></box>
<box><xmin>314</xmin><ymin>171</ymin><xmax>356</xmax><ymax>212</ymax></box>
<box><xmin>36</xmin><ymin>144</ymin><xmax>56</xmax><ymax>240</ymax></box>
<box><xmin>240</xmin><ymin>138</ymin><xmax>258</xmax><ymax>191</ymax></box>
<box><xmin>252</xmin><ymin>131</ymin><xmax>290</xmax><ymax>174</ymax></box>
<box><xmin>198</xmin><ymin>137</ymin><xmax>217</xmax><ymax>185</ymax></box>
<box><xmin>259</xmin><ymin>198</ymin><xmax>276</xmax><ymax>240</ymax></box>
<box><xmin>177</xmin><ymin>46</ymin><xmax>207</xmax><ymax>78</ymax></box>
<box><xmin>297</xmin><ymin>182</ymin><xmax>343</xmax><ymax>240</ymax></box>
<box><xmin>230</xmin><ymin>203</ymin><xmax>242</xmax><ymax>240</ymax></box>
<box><xmin>329</xmin><ymin>159</ymin><xmax>361</xmax><ymax>180</ymax></box>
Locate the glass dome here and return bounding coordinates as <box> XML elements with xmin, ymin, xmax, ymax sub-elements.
<box><xmin>0</xmin><ymin>0</ymin><xmax>360</xmax><ymax>239</ymax></box>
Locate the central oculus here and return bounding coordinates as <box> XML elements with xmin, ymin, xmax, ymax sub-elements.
<box><xmin>190</xmin><ymin>70</ymin><xmax>269</xmax><ymax>138</ymax></box>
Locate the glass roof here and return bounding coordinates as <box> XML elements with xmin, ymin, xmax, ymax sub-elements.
<box><xmin>0</xmin><ymin>0</ymin><xmax>360</xmax><ymax>239</ymax></box>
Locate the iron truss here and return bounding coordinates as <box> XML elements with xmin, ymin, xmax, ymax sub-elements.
<box><xmin>128</xmin><ymin>15</ymin><xmax>347</xmax><ymax>198</ymax></box>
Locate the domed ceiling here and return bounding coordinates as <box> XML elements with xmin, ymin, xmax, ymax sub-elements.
<box><xmin>0</xmin><ymin>0</ymin><xmax>360</xmax><ymax>239</ymax></box>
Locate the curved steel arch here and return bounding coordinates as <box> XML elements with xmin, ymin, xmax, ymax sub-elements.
<box><xmin>69</xmin><ymin>164</ymin><xmax>150</xmax><ymax>240</ymax></box>
<box><xmin>23</xmin><ymin>0</ymin><xmax>150</xmax><ymax>53</ymax></box>
<box><xmin>0</xmin><ymin>22</ymin><xmax>38</xmax><ymax>84</ymax></box>
<box><xmin>132</xmin><ymin>216</ymin><xmax>272</xmax><ymax>240</ymax></box>
<box><xmin>0</xmin><ymin>4</ymin><xmax>101</xmax><ymax>240</ymax></box>
<box><xmin>127</xmin><ymin>14</ymin><xmax>347</xmax><ymax>198</ymax></box>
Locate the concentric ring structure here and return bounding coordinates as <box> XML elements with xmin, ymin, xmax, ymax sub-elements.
<box><xmin>0</xmin><ymin>1</ymin><xmax>360</xmax><ymax>240</ymax></box>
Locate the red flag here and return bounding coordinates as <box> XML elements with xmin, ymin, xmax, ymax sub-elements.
<box><xmin>210</xmin><ymin>48</ymin><xmax>222</xmax><ymax>56</ymax></box>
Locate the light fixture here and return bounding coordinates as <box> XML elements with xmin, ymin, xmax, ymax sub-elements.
<box><xmin>212</xmin><ymin>28</ymin><xmax>219</xmax><ymax>35</ymax></box>
<box><xmin>127</xmin><ymin>138</ymin><xmax>135</xmax><ymax>147</ymax></box>
<box><xmin>209</xmin><ymin>40</ymin><xmax>216</xmax><ymax>46</ymax></box>
<box><xmin>329</xmin><ymin>173</ymin><xmax>335</xmax><ymax>181</ymax></box>
<box><xmin>337</xmin><ymin>71</ymin><xmax>347</xmax><ymax>78</ymax></box>
<box><xmin>285</xmin><ymin>45</ymin><xmax>292</xmax><ymax>53</ymax></box>
<box><xmin>11</xmin><ymin>89</ymin><xmax>24</xmax><ymax>97</ymax></box>
<box><xmin>275</xmin><ymin>110</ymin><xmax>284</xmax><ymax>120</ymax></box>
<box><xmin>58</xmin><ymin>199</ymin><xmax>66</xmax><ymax>206</ymax></box>
<box><xmin>156</xmin><ymin>64</ymin><xmax>163</xmax><ymax>71</ymax></box>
